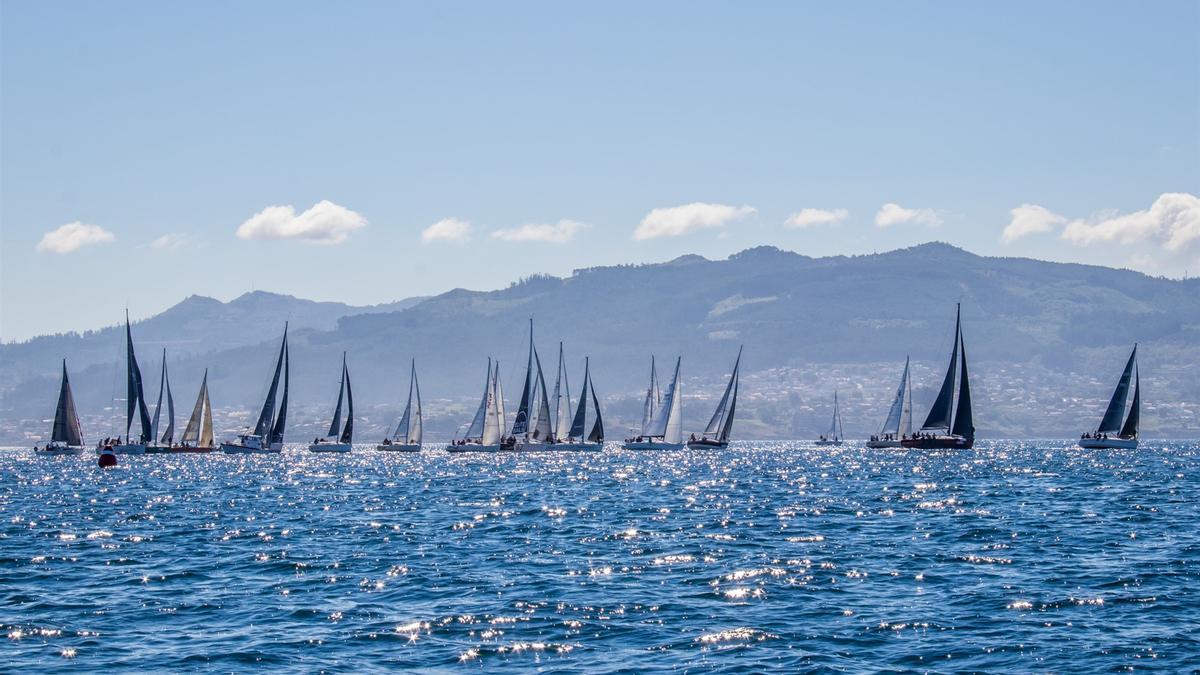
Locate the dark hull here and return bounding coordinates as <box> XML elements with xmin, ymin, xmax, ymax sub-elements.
<box><xmin>146</xmin><ymin>446</ymin><xmax>217</xmax><ymax>454</ymax></box>
<box><xmin>900</xmin><ymin>435</ymin><xmax>974</xmax><ymax>449</ymax></box>
<box><xmin>686</xmin><ymin>439</ymin><xmax>728</xmax><ymax>449</ymax></box>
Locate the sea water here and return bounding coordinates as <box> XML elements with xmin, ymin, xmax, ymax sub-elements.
<box><xmin>1</xmin><ymin>441</ymin><xmax>1197</xmax><ymax>672</ymax></box>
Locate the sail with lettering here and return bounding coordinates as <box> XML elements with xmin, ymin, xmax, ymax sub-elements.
<box><xmin>511</xmin><ymin>321</ymin><xmax>535</xmax><ymax>437</ymax></box>
<box><xmin>51</xmin><ymin>360</ymin><xmax>85</xmax><ymax>447</ymax></box>
<box><xmin>483</xmin><ymin>361</ymin><xmax>504</xmax><ymax>445</ymax></box>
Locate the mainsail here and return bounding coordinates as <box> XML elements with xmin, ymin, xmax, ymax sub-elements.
<box><xmin>880</xmin><ymin>357</ymin><xmax>912</xmax><ymax>436</ymax></box>
<box><xmin>552</xmin><ymin>343</ymin><xmax>571</xmax><ymax>442</ymax></box>
<box><xmin>827</xmin><ymin>391</ymin><xmax>844</xmax><ymax>441</ymax></box>
<box><xmin>393</xmin><ymin>360</ymin><xmax>422</xmax><ymax>444</ymax></box>
<box><xmin>181</xmin><ymin>370</ymin><xmax>211</xmax><ymax>446</ymax></box>
<box><xmin>648</xmin><ymin>357</ymin><xmax>683</xmax><ymax>444</ymax></box>
<box><xmin>1098</xmin><ymin>345</ymin><xmax>1137</xmax><ymax>435</ymax></box>
<box><xmin>511</xmin><ymin>321</ymin><xmax>535</xmax><ymax>437</ymax></box>
<box><xmin>124</xmin><ymin>313</ymin><xmax>152</xmax><ymax>443</ymax></box>
<box><xmin>339</xmin><ymin>360</ymin><xmax>353</xmax><ymax>444</ymax></box>
<box><xmin>951</xmin><ymin>331</ymin><xmax>974</xmax><ymax>439</ymax></box>
<box><xmin>326</xmin><ymin>355</ymin><xmax>346</xmax><ymax>439</ymax></box>
<box><xmin>702</xmin><ymin>347</ymin><xmax>742</xmax><ymax>442</ymax></box>
<box><xmin>51</xmin><ymin>360</ymin><xmax>84</xmax><ymax>447</ymax></box>
<box><xmin>588</xmin><ymin>375</ymin><xmax>604</xmax><ymax>443</ymax></box>
<box><xmin>465</xmin><ymin>359</ymin><xmax>492</xmax><ymax>441</ymax></box>
<box><xmin>1119</xmin><ymin>363</ymin><xmax>1140</xmax><ymax>439</ymax></box>
<box><xmin>150</xmin><ymin>349</ymin><xmax>166</xmax><ymax>443</ymax></box>
<box><xmin>921</xmin><ymin>306</ymin><xmax>960</xmax><ymax>431</ymax></box>
<box><xmin>568</xmin><ymin>358</ymin><xmax>605</xmax><ymax>443</ymax></box>
<box><xmin>639</xmin><ymin>357</ymin><xmax>660</xmax><ymax>436</ymax></box>
<box><xmin>254</xmin><ymin>325</ymin><xmax>288</xmax><ymax>438</ymax></box>
<box><xmin>482</xmin><ymin>361</ymin><xmax>503</xmax><ymax>445</ymax></box>
<box><xmin>269</xmin><ymin>340</ymin><xmax>289</xmax><ymax>446</ymax></box>
<box><xmin>531</xmin><ymin>350</ymin><xmax>553</xmax><ymax>441</ymax></box>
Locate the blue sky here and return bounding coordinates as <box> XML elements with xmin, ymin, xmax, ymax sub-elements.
<box><xmin>2</xmin><ymin>1</ymin><xmax>1197</xmax><ymax>340</ymax></box>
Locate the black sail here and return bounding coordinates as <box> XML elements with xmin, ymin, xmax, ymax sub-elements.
<box><xmin>340</xmin><ymin>361</ymin><xmax>354</xmax><ymax>444</ymax></box>
<box><xmin>125</xmin><ymin>315</ymin><xmax>152</xmax><ymax>443</ymax></box>
<box><xmin>1119</xmin><ymin>366</ymin><xmax>1141</xmax><ymax>439</ymax></box>
<box><xmin>161</xmin><ymin>360</ymin><xmax>175</xmax><ymax>444</ymax></box>
<box><xmin>512</xmin><ymin>320</ymin><xmax>534</xmax><ymax>436</ymax></box>
<box><xmin>327</xmin><ymin>355</ymin><xmax>346</xmax><ymax>439</ymax></box>
<box><xmin>52</xmin><ymin>360</ymin><xmax>84</xmax><ymax>446</ymax></box>
<box><xmin>921</xmin><ymin>305</ymin><xmax>960</xmax><ymax>431</ymax></box>
<box><xmin>951</xmin><ymin>324</ymin><xmax>974</xmax><ymax>439</ymax></box>
<box><xmin>720</xmin><ymin>380</ymin><xmax>738</xmax><ymax>443</ymax></box>
<box><xmin>587</xmin><ymin>376</ymin><xmax>604</xmax><ymax>443</ymax></box>
<box><xmin>270</xmin><ymin>341</ymin><xmax>289</xmax><ymax>445</ymax></box>
<box><xmin>569</xmin><ymin>359</ymin><xmax>590</xmax><ymax>439</ymax></box>
<box><xmin>1098</xmin><ymin>345</ymin><xmax>1136</xmax><ymax>434</ymax></box>
<box><xmin>254</xmin><ymin>326</ymin><xmax>288</xmax><ymax>438</ymax></box>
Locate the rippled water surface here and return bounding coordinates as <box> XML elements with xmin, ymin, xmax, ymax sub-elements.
<box><xmin>2</xmin><ymin>441</ymin><xmax>1198</xmax><ymax>672</ymax></box>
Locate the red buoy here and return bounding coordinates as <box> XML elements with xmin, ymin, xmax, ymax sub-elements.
<box><xmin>98</xmin><ymin>450</ymin><xmax>117</xmax><ymax>468</ymax></box>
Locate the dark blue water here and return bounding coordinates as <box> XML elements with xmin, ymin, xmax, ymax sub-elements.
<box><xmin>2</xmin><ymin>441</ymin><xmax>1198</xmax><ymax>672</ymax></box>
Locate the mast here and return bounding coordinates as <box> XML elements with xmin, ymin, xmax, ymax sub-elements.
<box><xmin>340</xmin><ymin>359</ymin><xmax>353</xmax><ymax>444</ymax></box>
<box><xmin>921</xmin><ymin>304</ymin><xmax>961</xmax><ymax>432</ymax></box>
<box><xmin>482</xmin><ymin>360</ymin><xmax>502</xmax><ymax>445</ymax></box>
<box><xmin>199</xmin><ymin>376</ymin><xmax>214</xmax><ymax>447</ymax></box>
<box><xmin>394</xmin><ymin>362</ymin><xmax>413</xmax><ymax>442</ymax></box>
<box><xmin>902</xmin><ymin>357</ymin><xmax>913</xmax><ymax>437</ymax></box>
<box><xmin>409</xmin><ymin>361</ymin><xmax>422</xmax><ymax>444</ymax></box>
<box><xmin>703</xmin><ymin>347</ymin><xmax>742</xmax><ymax>439</ymax></box>
<box><xmin>1119</xmin><ymin>358</ymin><xmax>1140</xmax><ymax>439</ymax></box>
<box><xmin>640</xmin><ymin>356</ymin><xmax>659</xmax><ymax>435</ymax></box>
<box><xmin>270</xmin><ymin>339</ymin><xmax>289</xmax><ymax>446</ymax></box>
<box><xmin>532</xmin><ymin>349</ymin><xmax>553</xmax><ymax>441</ymax></box>
<box><xmin>161</xmin><ymin>359</ymin><xmax>175</xmax><ymax>444</ymax></box>
<box><xmin>254</xmin><ymin>324</ymin><xmax>287</xmax><ymax>438</ymax></box>
<box><xmin>327</xmin><ymin>353</ymin><xmax>346</xmax><ymax>439</ymax></box>
<box><xmin>52</xmin><ymin>360</ymin><xmax>85</xmax><ymax>446</ymax></box>
<box><xmin>181</xmin><ymin>370</ymin><xmax>208</xmax><ymax>445</ymax></box>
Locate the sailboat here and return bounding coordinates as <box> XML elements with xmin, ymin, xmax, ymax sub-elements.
<box><xmin>624</xmin><ymin>356</ymin><xmax>684</xmax><ymax>450</ymax></box>
<box><xmin>866</xmin><ymin>357</ymin><xmax>913</xmax><ymax>448</ymax></box>
<box><xmin>173</xmin><ymin>369</ymin><xmax>216</xmax><ymax>452</ymax></box>
<box><xmin>1079</xmin><ymin>345</ymin><xmax>1140</xmax><ymax>449</ymax></box>
<box><xmin>550</xmin><ymin>343</ymin><xmax>572</xmax><ymax>445</ymax></box>
<box><xmin>814</xmin><ymin>390</ymin><xmax>845</xmax><ymax>446</ymax></box>
<box><xmin>448</xmin><ymin>358</ymin><xmax>506</xmax><ymax>452</ymax></box>
<box><xmin>503</xmin><ymin>320</ymin><xmax>555</xmax><ymax>451</ymax></box>
<box><xmin>35</xmin><ymin>360</ymin><xmax>86</xmax><ymax>455</ymax></box>
<box><xmin>902</xmin><ymin>304</ymin><xmax>974</xmax><ymax>449</ymax></box>
<box><xmin>554</xmin><ymin>356</ymin><xmax>605</xmax><ymax>451</ymax></box>
<box><xmin>220</xmin><ymin>324</ymin><xmax>288</xmax><ymax>454</ymax></box>
<box><xmin>687</xmin><ymin>347</ymin><xmax>741</xmax><ymax>450</ymax></box>
<box><xmin>625</xmin><ymin>357</ymin><xmax>661</xmax><ymax>444</ymax></box>
<box><xmin>309</xmin><ymin>353</ymin><xmax>354</xmax><ymax>453</ymax></box>
<box><xmin>144</xmin><ymin>350</ymin><xmax>177</xmax><ymax>453</ymax></box>
<box><xmin>109</xmin><ymin>311</ymin><xmax>152</xmax><ymax>455</ymax></box>
<box><xmin>378</xmin><ymin>359</ymin><xmax>422</xmax><ymax>452</ymax></box>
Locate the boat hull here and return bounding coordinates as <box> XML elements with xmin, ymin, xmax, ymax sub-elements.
<box><xmin>108</xmin><ymin>443</ymin><xmax>146</xmax><ymax>455</ymax></box>
<box><xmin>623</xmin><ymin>440</ymin><xmax>686</xmax><ymax>450</ymax></box>
<box><xmin>548</xmin><ymin>442</ymin><xmax>603</xmax><ymax>451</ymax></box>
<box><xmin>1078</xmin><ymin>437</ymin><xmax>1138</xmax><ymax>450</ymax></box>
<box><xmin>376</xmin><ymin>443</ymin><xmax>421</xmax><ymax>452</ymax></box>
<box><xmin>309</xmin><ymin>442</ymin><xmax>352</xmax><ymax>453</ymax></box>
<box><xmin>35</xmin><ymin>445</ymin><xmax>85</xmax><ymax>455</ymax></box>
<box><xmin>446</xmin><ymin>443</ymin><xmax>503</xmax><ymax>453</ymax></box>
<box><xmin>900</xmin><ymin>435</ymin><xmax>974</xmax><ymax>449</ymax></box>
<box><xmin>686</xmin><ymin>439</ymin><xmax>728</xmax><ymax>450</ymax></box>
<box><xmin>219</xmin><ymin>442</ymin><xmax>279</xmax><ymax>454</ymax></box>
<box><xmin>865</xmin><ymin>439</ymin><xmax>902</xmax><ymax>448</ymax></box>
<box><xmin>814</xmin><ymin>440</ymin><xmax>843</xmax><ymax>446</ymax></box>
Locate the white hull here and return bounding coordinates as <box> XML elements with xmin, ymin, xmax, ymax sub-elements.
<box><xmin>512</xmin><ymin>441</ymin><xmax>550</xmax><ymax>452</ymax></box>
<box><xmin>623</xmin><ymin>440</ymin><xmax>686</xmax><ymax>450</ymax></box>
<box><xmin>309</xmin><ymin>442</ymin><xmax>352</xmax><ymax>453</ymax></box>
<box><xmin>36</xmin><ymin>445</ymin><xmax>85</xmax><ymax>455</ymax></box>
<box><xmin>376</xmin><ymin>443</ymin><xmax>421</xmax><ymax>452</ymax></box>
<box><xmin>108</xmin><ymin>443</ymin><xmax>146</xmax><ymax>455</ymax></box>
<box><xmin>446</xmin><ymin>443</ymin><xmax>503</xmax><ymax>453</ymax></box>
<box><xmin>865</xmin><ymin>439</ymin><xmax>902</xmax><ymax>448</ymax></box>
<box><xmin>1078</xmin><ymin>437</ymin><xmax>1138</xmax><ymax>450</ymax></box>
<box><xmin>548</xmin><ymin>442</ymin><xmax>603</xmax><ymax>452</ymax></box>
<box><xmin>219</xmin><ymin>442</ymin><xmax>279</xmax><ymax>454</ymax></box>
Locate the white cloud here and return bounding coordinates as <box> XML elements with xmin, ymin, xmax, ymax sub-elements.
<box><xmin>149</xmin><ymin>233</ymin><xmax>196</xmax><ymax>252</ymax></box>
<box><xmin>784</xmin><ymin>208</ymin><xmax>848</xmax><ymax>229</ymax></box>
<box><xmin>1001</xmin><ymin>204</ymin><xmax>1068</xmax><ymax>243</ymax></box>
<box><xmin>422</xmin><ymin>217</ymin><xmax>472</xmax><ymax>244</ymax></box>
<box><xmin>874</xmin><ymin>202</ymin><xmax>943</xmax><ymax>228</ymax></box>
<box><xmin>1062</xmin><ymin>192</ymin><xmax>1200</xmax><ymax>251</ymax></box>
<box><xmin>235</xmin><ymin>200</ymin><xmax>366</xmax><ymax>244</ymax></box>
<box><xmin>36</xmin><ymin>221</ymin><xmax>115</xmax><ymax>254</ymax></box>
<box><xmin>634</xmin><ymin>202</ymin><xmax>755</xmax><ymax>241</ymax></box>
<box><xmin>492</xmin><ymin>220</ymin><xmax>587</xmax><ymax>243</ymax></box>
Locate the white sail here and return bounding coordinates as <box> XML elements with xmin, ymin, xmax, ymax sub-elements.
<box><xmin>648</xmin><ymin>357</ymin><xmax>683</xmax><ymax>443</ymax></box>
<box><xmin>532</xmin><ymin>351</ymin><xmax>553</xmax><ymax>441</ymax></box>
<box><xmin>880</xmin><ymin>358</ymin><xmax>910</xmax><ymax>436</ymax></box>
<box><xmin>464</xmin><ymin>360</ymin><xmax>491</xmax><ymax>441</ymax></box>
<box><xmin>901</xmin><ymin>363</ymin><xmax>913</xmax><ymax>437</ymax></box>
<box><xmin>640</xmin><ymin>357</ymin><xmax>660</xmax><ymax>435</ymax></box>
<box><xmin>199</xmin><ymin>380</ymin><xmax>214</xmax><ymax>447</ymax></box>
<box><xmin>181</xmin><ymin>370</ymin><xmax>209</xmax><ymax>445</ymax></box>
<box><xmin>826</xmin><ymin>391</ymin><xmax>844</xmax><ymax>441</ymax></box>
<box><xmin>408</xmin><ymin>361</ymin><xmax>422</xmax><ymax>444</ymax></box>
<box><xmin>703</xmin><ymin>348</ymin><xmax>741</xmax><ymax>437</ymax></box>
<box><xmin>553</xmin><ymin>343</ymin><xmax>571</xmax><ymax>442</ymax></box>
<box><xmin>483</xmin><ymin>362</ymin><xmax>503</xmax><ymax>445</ymax></box>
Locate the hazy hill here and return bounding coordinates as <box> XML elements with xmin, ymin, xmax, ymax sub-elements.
<box><xmin>3</xmin><ymin>243</ymin><xmax>1198</xmax><ymax>442</ymax></box>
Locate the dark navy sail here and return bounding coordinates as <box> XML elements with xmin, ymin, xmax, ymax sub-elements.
<box><xmin>125</xmin><ymin>314</ymin><xmax>152</xmax><ymax>443</ymax></box>
<box><xmin>52</xmin><ymin>360</ymin><xmax>84</xmax><ymax>447</ymax></box>
<box><xmin>511</xmin><ymin>320</ymin><xmax>534</xmax><ymax>437</ymax></box>
<box><xmin>270</xmin><ymin>341</ymin><xmax>289</xmax><ymax>446</ymax></box>
<box><xmin>161</xmin><ymin>360</ymin><xmax>175</xmax><ymax>444</ymax></box>
<box><xmin>1098</xmin><ymin>345</ymin><xmax>1136</xmax><ymax>434</ymax></box>
<box><xmin>327</xmin><ymin>354</ymin><xmax>346</xmax><ymax>439</ymax></box>
<box><xmin>569</xmin><ymin>359</ymin><xmax>590</xmax><ymax>439</ymax></box>
<box><xmin>1119</xmin><ymin>365</ymin><xmax>1140</xmax><ymax>439</ymax></box>
<box><xmin>254</xmin><ymin>326</ymin><xmax>288</xmax><ymax>438</ymax></box>
<box><xmin>587</xmin><ymin>376</ymin><xmax>604</xmax><ymax>443</ymax></box>
<box><xmin>921</xmin><ymin>305</ymin><xmax>960</xmax><ymax>431</ymax></box>
<box><xmin>339</xmin><ymin>360</ymin><xmax>354</xmax><ymax>444</ymax></box>
<box><xmin>950</xmin><ymin>325</ymin><xmax>973</xmax><ymax>440</ymax></box>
